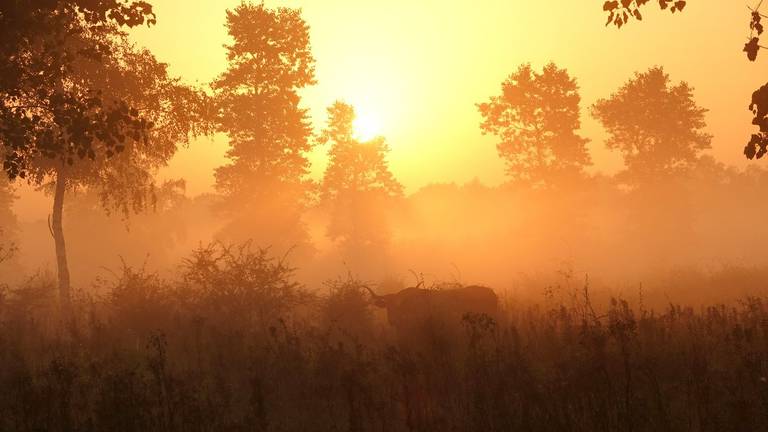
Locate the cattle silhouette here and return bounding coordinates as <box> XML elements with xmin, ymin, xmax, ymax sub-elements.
<box><xmin>363</xmin><ymin>283</ymin><xmax>499</xmax><ymax>343</ymax></box>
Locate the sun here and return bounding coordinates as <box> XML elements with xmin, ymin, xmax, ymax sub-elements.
<box><xmin>353</xmin><ymin>110</ymin><xmax>382</xmax><ymax>142</ymax></box>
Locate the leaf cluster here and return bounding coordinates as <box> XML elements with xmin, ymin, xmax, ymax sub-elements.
<box><xmin>603</xmin><ymin>0</ymin><xmax>686</xmax><ymax>28</ymax></box>
<box><xmin>744</xmin><ymin>83</ymin><xmax>768</xmax><ymax>159</ymax></box>
<box><xmin>745</xmin><ymin>6</ymin><xmax>767</xmax><ymax>61</ymax></box>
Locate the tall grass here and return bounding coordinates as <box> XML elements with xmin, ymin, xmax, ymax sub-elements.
<box><xmin>0</xmin><ymin>244</ymin><xmax>766</xmax><ymax>431</ymax></box>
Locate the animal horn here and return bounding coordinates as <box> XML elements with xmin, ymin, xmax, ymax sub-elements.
<box><xmin>362</xmin><ymin>284</ymin><xmax>387</xmax><ymax>307</ymax></box>
<box><xmin>361</xmin><ymin>284</ymin><xmax>382</xmax><ymax>300</ymax></box>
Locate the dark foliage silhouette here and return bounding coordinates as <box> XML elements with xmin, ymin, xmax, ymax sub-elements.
<box><xmin>602</xmin><ymin>0</ymin><xmax>686</xmax><ymax>28</ymax></box>
<box><xmin>478</xmin><ymin>63</ymin><xmax>591</xmax><ymax>187</ymax></box>
<box><xmin>0</xmin><ymin>0</ymin><xmax>156</xmax><ymax>180</ymax></box>
<box><xmin>745</xmin><ymin>3</ymin><xmax>767</xmax><ymax>61</ymax></box>
<box><xmin>0</xmin><ymin>1</ymin><xmax>155</xmax><ymax>303</ymax></box>
<box><xmin>0</xmin><ymin>1</ymin><xmax>210</xmax><ymax>306</ymax></box>
<box><xmin>745</xmin><ymin>83</ymin><xmax>768</xmax><ymax>159</ymax></box>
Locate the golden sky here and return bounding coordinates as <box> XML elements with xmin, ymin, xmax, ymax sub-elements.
<box><xmin>13</xmin><ymin>1</ymin><xmax>766</xmax><ymax>218</ymax></box>
<box><xmin>130</xmin><ymin>1</ymin><xmax>768</xmax><ymax>195</ymax></box>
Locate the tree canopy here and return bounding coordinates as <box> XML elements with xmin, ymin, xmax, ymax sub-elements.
<box><xmin>0</xmin><ymin>0</ymin><xmax>207</xmax><ymax>211</ymax></box>
<box><xmin>319</xmin><ymin>101</ymin><xmax>402</xmax><ymax>255</ymax></box>
<box><xmin>320</xmin><ymin>101</ymin><xmax>403</xmax><ymax>203</ymax></box>
<box><xmin>592</xmin><ymin>67</ymin><xmax>711</xmax><ymax>182</ymax></box>
<box><xmin>478</xmin><ymin>63</ymin><xmax>591</xmax><ymax>187</ymax></box>
<box><xmin>210</xmin><ymin>2</ymin><xmax>316</xmax><ymax>252</ymax></box>
<box><xmin>0</xmin><ymin>0</ymin><xmax>159</xmax><ymax>180</ymax></box>
<box><xmin>213</xmin><ymin>2</ymin><xmax>316</xmax><ymax>205</ymax></box>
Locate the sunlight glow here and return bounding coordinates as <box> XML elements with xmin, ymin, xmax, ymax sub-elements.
<box><xmin>353</xmin><ymin>110</ymin><xmax>382</xmax><ymax>142</ymax></box>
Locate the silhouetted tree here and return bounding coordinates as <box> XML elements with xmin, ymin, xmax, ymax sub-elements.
<box><xmin>319</xmin><ymin>101</ymin><xmax>402</xmax><ymax>258</ymax></box>
<box><xmin>212</xmin><ymin>2</ymin><xmax>316</xmax><ymax>253</ymax></box>
<box><xmin>478</xmin><ymin>63</ymin><xmax>591</xmax><ymax>187</ymax></box>
<box><xmin>592</xmin><ymin>67</ymin><xmax>711</xmax><ymax>183</ymax></box>
<box><xmin>0</xmin><ymin>1</ymin><xmax>156</xmax><ymax>179</ymax></box>
<box><xmin>0</xmin><ymin>2</ymin><xmax>209</xmax><ymax>306</ymax></box>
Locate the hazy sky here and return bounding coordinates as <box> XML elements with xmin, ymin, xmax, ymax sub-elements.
<box><xmin>13</xmin><ymin>1</ymin><xmax>767</xmax><ymax>218</ymax></box>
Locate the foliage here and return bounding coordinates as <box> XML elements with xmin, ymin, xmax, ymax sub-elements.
<box><xmin>319</xmin><ymin>101</ymin><xmax>403</xmax><ymax>255</ymax></box>
<box><xmin>744</xmin><ymin>81</ymin><xmax>768</xmax><ymax>160</ymax></box>
<box><xmin>0</xmin><ymin>0</ymin><xmax>210</xmax><ymax>302</ymax></box>
<box><xmin>322</xmin><ymin>275</ymin><xmax>377</xmax><ymax>341</ymax></box>
<box><xmin>178</xmin><ymin>242</ymin><xmax>310</xmax><ymax>330</ymax></box>
<box><xmin>602</xmin><ymin>0</ymin><xmax>687</xmax><ymax>28</ymax></box>
<box><xmin>478</xmin><ymin>63</ymin><xmax>591</xmax><ymax>187</ymax></box>
<box><xmin>745</xmin><ymin>3</ymin><xmax>766</xmax><ymax>61</ymax></box>
<box><xmin>211</xmin><ymin>2</ymin><xmax>316</xmax><ymax>252</ymax></box>
<box><xmin>1</xmin><ymin>258</ymin><xmax>768</xmax><ymax>431</ymax></box>
<box><xmin>0</xmin><ymin>0</ymin><xmax>158</xmax><ymax>180</ymax></box>
<box><xmin>103</xmin><ymin>262</ymin><xmax>174</xmax><ymax>339</ymax></box>
<box><xmin>213</xmin><ymin>2</ymin><xmax>315</xmax><ymax>206</ymax></box>
<box><xmin>591</xmin><ymin>67</ymin><xmax>711</xmax><ymax>182</ymax></box>
<box><xmin>50</xmin><ymin>39</ymin><xmax>209</xmax><ymax>218</ymax></box>
<box><xmin>599</xmin><ymin>1</ymin><xmax>768</xmax><ymax>163</ymax></box>
<box><xmin>320</xmin><ymin>101</ymin><xmax>402</xmax><ymax>202</ymax></box>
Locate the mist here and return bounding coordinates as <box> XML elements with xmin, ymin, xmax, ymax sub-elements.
<box><xmin>3</xmin><ymin>1</ymin><xmax>768</xmax><ymax>431</ymax></box>
<box><xmin>6</xmin><ymin>155</ymin><xmax>768</xmax><ymax>308</ymax></box>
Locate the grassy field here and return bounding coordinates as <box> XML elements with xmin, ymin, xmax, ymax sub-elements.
<box><xmin>1</xmin><ymin>245</ymin><xmax>767</xmax><ymax>432</ymax></box>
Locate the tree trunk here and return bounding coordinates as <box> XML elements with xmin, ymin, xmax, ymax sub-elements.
<box><xmin>52</xmin><ymin>167</ymin><xmax>71</xmax><ymax>308</ymax></box>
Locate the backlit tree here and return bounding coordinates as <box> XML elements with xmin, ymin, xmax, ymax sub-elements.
<box><xmin>478</xmin><ymin>63</ymin><xmax>591</xmax><ymax>187</ymax></box>
<box><xmin>591</xmin><ymin>67</ymin><xmax>711</xmax><ymax>183</ymax></box>
<box><xmin>0</xmin><ymin>1</ymin><xmax>209</xmax><ymax>305</ymax></box>
<box><xmin>212</xmin><ymin>2</ymin><xmax>316</xmax><ymax>254</ymax></box>
<box><xmin>319</xmin><ymin>101</ymin><xmax>402</xmax><ymax>257</ymax></box>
